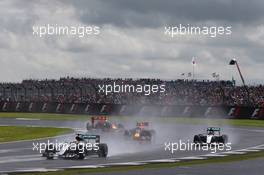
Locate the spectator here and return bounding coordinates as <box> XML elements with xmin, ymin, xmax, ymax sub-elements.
<box><xmin>0</xmin><ymin>77</ymin><xmax>262</xmax><ymax>107</ymax></box>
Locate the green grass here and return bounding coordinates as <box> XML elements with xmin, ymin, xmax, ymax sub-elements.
<box><xmin>0</xmin><ymin>112</ymin><xmax>90</xmax><ymax>121</ymax></box>
<box><xmin>0</xmin><ymin>112</ymin><xmax>129</xmax><ymax>121</ymax></box>
<box><xmin>0</xmin><ymin>126</ymin><xmax>72</xmax><ymax>143</ymax></box>
<box><xmin>13</xmin><ymin>151</ymin><xmax>264</xmax><ymax>175</ymax></box>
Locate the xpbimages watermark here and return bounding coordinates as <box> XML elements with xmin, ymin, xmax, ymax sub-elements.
<box><xmin>165</xmin><ymin>24</ymin><xmax>232</xmax><ymax>38</ymax></box>
<box><xmin>32</xmin><ymin>24</ymin><xmax>100</xmax><ymax>37</ymax></box>
<box><xmin>98</xmin><ymin>82</ymin><xmax>166</xmax><ymax>96</ymax></box>
<box><xmin>164</xmin><ymin>140</ymin><xmax>232</xmax><ymax>154</ymax></box>
<box><xmin>32</xmin><ymin>140</ymin><xmax>99</xmax><ymax>154</ymax></box>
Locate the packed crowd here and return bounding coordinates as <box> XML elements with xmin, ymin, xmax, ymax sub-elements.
<box><xmin>0</xmin><ymin>77</ymin><xmax>263</xmax><ymax>106</ymax></box>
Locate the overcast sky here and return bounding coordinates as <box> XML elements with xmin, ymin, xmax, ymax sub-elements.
<box><xmin>0</xmin><ymin>0</ymin><xmax>263</xmax><ymax>84</ymax></box>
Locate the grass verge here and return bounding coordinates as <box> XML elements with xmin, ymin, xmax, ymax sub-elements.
<box><xmin>0</xmin><ymin>112</ymin><xmax>90</xmax><ymax>121</ymax></box>
<box><xmin>0</xmin><ymin>126</ymin><xmax>72</xmax><ymax>143</ymax></box>
<box><xmin>13</xmin><ymin>151</ymin><xmax>264</xmax><ymax>175</ymax></box>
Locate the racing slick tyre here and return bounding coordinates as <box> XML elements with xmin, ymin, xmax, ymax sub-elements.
<box><xmin>78</xmin><ymin>153</ymin><xmax>85</xmax><ymax>160</ymax></box>
<box><xmin>118</xmin><ymin>123</ymin><xmax>124</xmax><ymax>129</ymax></box>
<box><xmin>141</xmin><ymin>130</ymin><xmax>152</xmax><ymax>142</ymax></box>
<box><xmin>43</xmin><ymin>144</ymin><xmax>56</xmax><ymax>159</ymax></box>
<box><xmin>124</xmin><ymin>130</ymin><xmax>130</xmax><ymax>136</ymax></box>
<box><xmin>86</xmin><ymin>122</ymin><xmax>92</xmax><ymax>130</ymax></box>
<box><xmin>219</xmin><ymin>135</ymin><xmax>228</xmax><ymax>144</ymax></box>
<box><xmin>211</xmin><ymin>136</ymin><xmax>217</xmax><ymax>143</ymax></box>
<box><xmin>75</xmin><ymin>144</ymin><xmax>86</xmax><ymax>160</ymax></box>
<box><xmin>123</xmin><ymin>130</ymin><xmax>131</xmax><ymax>140</ymax></box>
<box><xmin>98</xmin><ymin>143</ymin><xmax>108</xmax><ymax>158</ymax></box>
<box><xmin>45</xmin><ymin>152</ymin><xmax>55</xmax><ymax>159</ymax></box>
<box><xmin>193</xmin><ymin>135</ymin><xmax>202</xmax><ymax>144</ymax></box>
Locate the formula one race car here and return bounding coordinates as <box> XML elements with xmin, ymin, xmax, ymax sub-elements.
<box><xmin>124</xmin><ymin>122</ymin><xmax>156</xmax><ymax>142</ymax></box>
<box><xmin>86</xmin><ymin>116</ymin><xmax>124</xmax><ymax>132</ymax></box>
<box><xmin>42</xmin><ymin>134</ymin><xmax>108</xmax><ymax>160</ymax></box>
<box><xmin>193</xmin><ymin>127</ymin><xmax>228</xmax><ymax>144</ymax></box>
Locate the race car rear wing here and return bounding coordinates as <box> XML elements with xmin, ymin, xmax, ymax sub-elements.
<box><xmin>77</xmin><ymin>134</ymin><xmax>100</xmax><ymax>142</ymax></box>
<box><xmin>137</xmin><ymin>122</ymin><xmax>149</xmax><ymax>128</ymax></box>
<box><xmin>91</xmin><ymin>116</ymin><xmax>107</xmax><ymax>121</ymax></box>
<box><xmin>207</xmin><ymin>127</ymin><xmax>220</xmax><ymax>131</ymax></box>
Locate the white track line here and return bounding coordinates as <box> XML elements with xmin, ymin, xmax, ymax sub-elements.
<box><xmin>105</xmin><ymin>162</ymin><xmax>147</xmax><ymax>166</ymax></box>
<box><xmin>0</xmin><ymin>157</ymin><xmax>42</xmax><ymax>164</ymax></box>
<box><xmin>221</xmin><ymin>151</ymin><xmax>246</xmax><ymax>155</ymax></box>
<box><xmin>14</xmin><ymin>168</ymin><xmax>59</xmax><ymax>172</ymax></box>
<box><xmin>65</xmin><ymin>165</ymin><xmax>105</xmax><ymax>169</ymax></box>
<box><xmin>201</xmin><ymin>153</ymin><xmax>227</xmax><ymax>157</ymax></box>
<box><xmin>178</xmin><ymin>156</ymin><xmax>206</xmax><ymax>160</ymax></box>
<box><xmin>237</xmin><ymin>149</ymin><xmax>260</xmax><ymax>152</ymax></box>
<box><xmin>0</xmin><ymin>147</ymin><xmax>31</xmax><ymax>154</ymax></box>
<box><xmin>143</xmin><ymin>159</ymin><xmax>179</xmax><ymax>163</ymax></box>
<box><xmin>16</xmin><ymin>118</ymin><xmax>41</xmax><ymax>121</ymax></box>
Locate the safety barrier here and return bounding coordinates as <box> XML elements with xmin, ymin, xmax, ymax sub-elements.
<box><xmin>0</xmin><ymin>101</ymin><xmax>263</xmax><ymax>119</ymax></box>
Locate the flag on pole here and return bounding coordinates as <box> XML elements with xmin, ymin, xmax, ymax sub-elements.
<box><xmin>191</xmin><ymin>57</ymin><xmax>196</xmax><ymax>79</ymax></box>
<box><xmin>212</xmin><ymin>72</ymin><xmax>216</xmax><ymax>78</ymax></box>
<box><xmin>232</xmin><ymin>76</ymin><xmax>236</xmax><ymax>86</ymax></box>
<box><xmin>192</xmin><ymin>57</ymin><xmax>196</xmax><ymax>66</ymax></box>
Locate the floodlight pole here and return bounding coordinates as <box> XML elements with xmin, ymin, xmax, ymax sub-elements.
<box><xmin>192</xmin><ymin>65</ymin><xmax>194</xmax><ymax>79</ymax></box>
<box><xmin>234</xmin><ymin>61</ymin><xmax>246</xmax><ymax>87</ymax></box>
<box><xmin>229</xmin><ymin>59</ymin><xmax>251</xmax><ymax>105</ymax></box>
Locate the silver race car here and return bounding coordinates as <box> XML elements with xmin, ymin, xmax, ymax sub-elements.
<box><xmin>193</xmin><ymin>127</ymin><xmax>228</xmax><ymax>144</ymax></box>
<box><xmin>42</xmin><ymin>134</ymin><xmax>108</xmax><ymax>160</ymax></box>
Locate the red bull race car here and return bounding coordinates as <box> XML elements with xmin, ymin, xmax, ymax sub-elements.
<box><xmin>86</xmin><ymin>116</ymin><xmax>124</xmax><ymax>132</ymax></box>
<box><xmin>124</xmin><ymin>122</ymin><xmax>156</xmax><ymax>142</ymax></box>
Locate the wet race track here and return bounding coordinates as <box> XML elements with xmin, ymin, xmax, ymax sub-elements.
<box><xmin>0</xmin><ymin>117</ymin><xmax>264</xmax><ymax>173</ymax></box>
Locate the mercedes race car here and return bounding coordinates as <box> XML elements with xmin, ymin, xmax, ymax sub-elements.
<box><xmin>86</xmin><ymin>116</ymin><xmax>124</xmax><ymax>132</ymax></box>
<box><xmin>42</xmin><ymin>134</ymin><xmax>108</xmax><ymax>160</ymax></box>
<box><xmin>124</xmin><ymin>122</ymin><xmax>156</xmax><ymax>142</ymax></box>
<box><xmin>193</xmin><ymin>127</ymin><xmax>228</xmax><ymax>144</ymax></box>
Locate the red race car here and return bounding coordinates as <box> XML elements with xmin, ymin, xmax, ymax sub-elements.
<box><xmin>86</xmin><ymin>116</ymin><xmax>124</xmax><ymax>132</ymax></box>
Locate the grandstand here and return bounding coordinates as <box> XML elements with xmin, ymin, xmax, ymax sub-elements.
<box><xmin>0</xmin><ymin>77</ymin><xmax>263</xmax><ymax>107</ymax></box>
